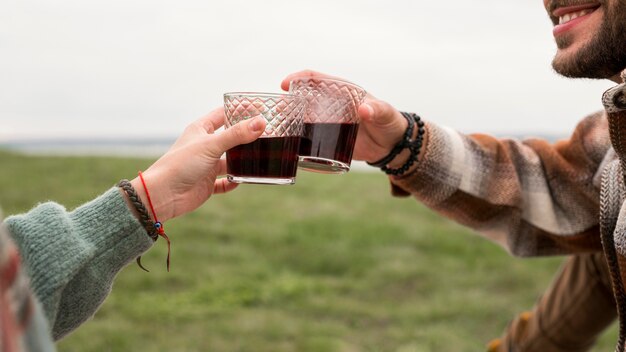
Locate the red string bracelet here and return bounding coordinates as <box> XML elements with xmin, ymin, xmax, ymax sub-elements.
<box><xmin>139</xmin><ymin>171</ymin><xmax>171</xmax><ymax>272</ymax></box>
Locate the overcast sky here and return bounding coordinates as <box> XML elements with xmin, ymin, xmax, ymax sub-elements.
<box><xmin>0</xmin><ymin>0</ymin><xmax>616</xmax><ymax>140</ymax></box>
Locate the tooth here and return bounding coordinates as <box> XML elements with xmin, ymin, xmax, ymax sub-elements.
<box><xmin>564</xmin><ymin>14</ymin><xmax>571</xmax><ymax>22</ymax></box>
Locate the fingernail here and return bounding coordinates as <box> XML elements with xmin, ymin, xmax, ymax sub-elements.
<box><xmin>249</xmin><ymin>117</ymin><xmax>264</xmax><ymax>132</ymax></box>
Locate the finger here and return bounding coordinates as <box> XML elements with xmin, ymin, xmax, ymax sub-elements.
<box><xmin>195</xmin><ymin>107</ymin><xmax>226</xmax><ymax>134</ymax></box>
<box><xmin>280</xmin><ymin>69</ymin><xmax>346</xmax><ymax>91</ymax></box>
<box><xmin>205</xmin><ymin>116</ymin><xmax>266</xmax><ymax>158</ymax></box>
<box><xmin>213</xmin><ymin>178</ymin><xmax>239</xmax><ymax>194</ymax></box>
<box><xmin>358</xmin><ymin>99</ymin><xmax>400</xmax><ymax>127</ymax></box>
<box><xmin>171</xmin><ymin>108</ymin><xmax>226</xmax><ymax>151</ymax></box>
<box><xmin>215</xmin><ymin>159</ymin><xmax>228</xmax><ymax>176</ymax></box>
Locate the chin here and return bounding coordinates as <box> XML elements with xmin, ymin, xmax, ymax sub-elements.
<box><xmin>552</xmin><ymin>51</ymin><xmax>586</xmax><ymax>78</ymax></box>
<box><xmin>551</xmin><ymin>38</ymin><xmax>619</xmax><ymax>79</ymax></box>
<box><xmin>549</xmin><ymin>1</ymin><xmax>626</xmax><ymax>79</ymax></box>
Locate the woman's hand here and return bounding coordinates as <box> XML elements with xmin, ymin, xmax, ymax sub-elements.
<box><xmin>129</xmin><ymin>107</ymin><xmax>265</xmax><ymax>222</ymax></box>
<box><xmin>281</xmin><ymin>70</ymin><xmax>408</xmax><ymax>164</ymax></box>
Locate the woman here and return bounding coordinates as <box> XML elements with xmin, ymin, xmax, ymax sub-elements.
<box><xmin>0</xmin><ymin>109</ymin><xmax>265</xmax><ymax>351</ymax></box>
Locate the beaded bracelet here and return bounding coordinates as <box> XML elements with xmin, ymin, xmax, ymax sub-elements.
<box><xmin>375</xmin><ymin>112</ymin><xmax>425</xmax><ymax>176</ymax></box>
<box><xmin>367</xmin><ymin>112</ymin><xmax>415</xmax><ymax>168</ymax></box>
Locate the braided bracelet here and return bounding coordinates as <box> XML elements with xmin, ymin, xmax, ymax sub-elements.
<box><xmin>118</xmin><ymin>179</ymin><xmax>158</xmax><ymax>241</ymax></box>
<box><xmin>374</xmin><ymin>112</ymin><xmax>425</xmax><ymax>176</ymax></box>
<box><xmin>118</xmin><ymin>179</ymin><xmax>161</xmax><ymax>272</ymax></box>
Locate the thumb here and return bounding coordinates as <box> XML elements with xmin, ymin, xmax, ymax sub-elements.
<box><xmin>358</xmin><ymin>99</ymin><xmax>398</xmax><ymax>127</ymax></box>
<box><xmin>207</xmin><ymin>116</ymin><xmax>265</xmax><ymax>157</ymax></box>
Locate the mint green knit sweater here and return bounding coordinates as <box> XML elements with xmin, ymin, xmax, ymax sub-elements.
<box><xmin>5</xmin><ymin>187</ymin><xmax>154</xmax><ymax>341</ymax></box>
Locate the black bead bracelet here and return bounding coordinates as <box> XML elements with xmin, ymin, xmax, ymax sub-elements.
<box><xmin>369</xmin><ymin>112</ymin><xmax>425</xmax><ymax>176</ymax></box>
<box><xmin>367</xmin><ymin>111</ymin><xmax>415</xmax><ymax>168</ymax></box>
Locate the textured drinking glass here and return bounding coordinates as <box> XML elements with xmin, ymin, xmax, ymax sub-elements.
<box><xmin>289</xmin><ymin>78</ymin><xmax>367</xmax><ymax>174</ymax></box>
<box><xmin>224</xmin><ymin>92</ymin><xmax>305</xmax><ymax>185</ymax></box>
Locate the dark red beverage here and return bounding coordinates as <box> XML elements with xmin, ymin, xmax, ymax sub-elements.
<box><xmin>226</xmin><ymin>136</ymin><xmax>301</xmax><ymax>183</ymax></box>
<box><xmin>299</xmin><ymin>123</ymin><xmax>359</xmax><ymax>169</ymax></box>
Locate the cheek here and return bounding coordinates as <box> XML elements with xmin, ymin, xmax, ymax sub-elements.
<box><xmin>610</xmin><ymin>2</ymin><xmax>626</xmax><ymax>28</ymax></box>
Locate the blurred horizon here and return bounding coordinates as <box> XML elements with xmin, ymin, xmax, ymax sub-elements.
<box><xmin>0</xmin><ymin>131</ymin><xmax>565</xmax><ymax>159</ymax></box>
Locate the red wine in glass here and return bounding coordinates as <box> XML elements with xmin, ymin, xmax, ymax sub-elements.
<box><xmin>299</xmin><ymin>122</ymin><xmax>359</xmax><ymax>173</ymax></box>
<box><xmin>227</xmin><ymin>136</ymin><xmax>301</xmax><ymax>185</ymax></box>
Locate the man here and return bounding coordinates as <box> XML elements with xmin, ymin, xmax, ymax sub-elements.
<box><xmin>283</xmin><ymin>0</ymin><xmax>626</xmax><ymax>351</ymax></box>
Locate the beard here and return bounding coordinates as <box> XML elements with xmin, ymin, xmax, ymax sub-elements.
<box><xmin>552</xmin><ymin>0</ymin><xmax>626</xmax><ymax>79</ymax></box>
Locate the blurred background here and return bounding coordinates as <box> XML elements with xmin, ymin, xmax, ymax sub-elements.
<box><xmin>0</xmin><ymin>0</ymin><xmax>616</xmax><ymax>141</ymax></box>
<box><xmin>0</xmin><ymin>0</ymin><xmax>618</xmax><ymax>351</ymax></box>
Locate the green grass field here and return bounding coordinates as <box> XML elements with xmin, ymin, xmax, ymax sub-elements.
<box><xmin>0</xmin><ymin>151</ymin><xmax>617</xmax><ymax>351</ymax></box>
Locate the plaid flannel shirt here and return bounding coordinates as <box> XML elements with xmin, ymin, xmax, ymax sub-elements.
<box><xmin>388</xmin><ymin>83</ymin><xmax>626</xmax><ymax>349</ymax></box>
<box><xmin>390</xmin><ymin>110</ymin><xmax>611</xmax><ymax>257</ymax></box>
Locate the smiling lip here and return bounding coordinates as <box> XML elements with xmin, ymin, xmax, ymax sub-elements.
<box><xmin>551</xmin><ymin>3</ymin><xmax>600</xmax><ymax>36</ymax></box>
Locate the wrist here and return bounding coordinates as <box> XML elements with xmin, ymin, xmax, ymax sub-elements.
<box><xmin>370</xmin><ymin>112</ymin><xmax>425</xmax><ymax>176</ymax></box>
<box><xmin>387</xmin><ymin>148</ymin><xmax>414</xmax><ymax>169</ymax></box>
<box><xmin>130</xmin><ymin>172</ymin><xmax>174</xmax><ymax>223</ymax></box>
<box><xmin>118</xmin><ymin>178</ymin><xmax>172</xmax><ymax>271</ymax></box>
<box><xmin>118</xmin><ymin>179</ymin><xmax>158</xmax><ymax>241</ymax></box>
<box><xmin>365</xmin><ymin>115</ymin><xmax>409</xmax><ymax>166</ymax></box>
<box><xmin>129</xmin><ymin>177</ymin><xmax>151</xmax><ymax>217</ymax></box>
<box><xmin>388</xmin><ymin>120</ymin><xmax>422</xmax><ymax>166</ymax></box>
<box><xmin>385</xmin><ymin>128</ymin><xmax>422</xmax><ymax>177</ymax></box>
<box><xmin>119</xmin><ymin>186</ymin><xmax>145</xmax><ymax>224</ymax></box>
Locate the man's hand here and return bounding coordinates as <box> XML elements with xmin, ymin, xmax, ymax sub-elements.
<box><xmin>281</xmin><ymin>70</ymin><xmax>408</xmax><ymax>164</ymax></box>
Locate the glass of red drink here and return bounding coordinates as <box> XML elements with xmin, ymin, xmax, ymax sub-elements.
<box><xmin>289</xmin><ymin>78</ymin><xmax>366</xmax><ymax>174</ymax></box>
<box><xmin>224</xmin><ymin>92</ymin><xmax>305</xmax><ymax>185</ymax></box>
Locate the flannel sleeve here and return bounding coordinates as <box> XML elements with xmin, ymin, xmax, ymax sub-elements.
<box><xmin>390</xmin><ymin>111</ymin><xmax>610</xmax><ymax>256</ymax></box>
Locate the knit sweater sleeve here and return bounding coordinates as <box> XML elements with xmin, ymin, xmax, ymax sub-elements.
<box><xmin>4</xmin><ymin>186</ymin><xmax>154</xmax><ymax>340</ymax></box>
<box><xmin>390</xmin><ymin>111</ymin><xmax>611</xmax><ymax>257</ymax></box>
